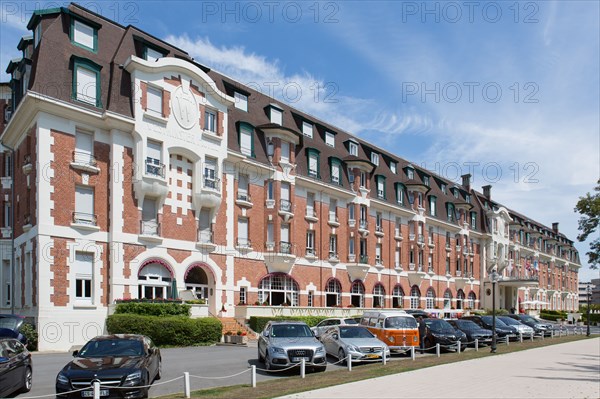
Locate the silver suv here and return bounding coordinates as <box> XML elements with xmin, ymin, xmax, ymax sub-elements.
<box><xmin>258</xmin><ymin>321</ymin><xmax>327</xmax><ymax>372</ymax></box>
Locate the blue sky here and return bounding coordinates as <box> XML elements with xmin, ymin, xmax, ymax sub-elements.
<box><xmin>1</xmin><ymin>1</ymin><xmax>599</xmax><ymax>281</ymax></box>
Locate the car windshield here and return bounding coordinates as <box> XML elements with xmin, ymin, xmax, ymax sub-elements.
<box><xmin>0</xmin><ymin>318</ymin><xmax>20</xmax><ymax>330</ymax></box>
<box><xmin>499</xmin><ymin>317</ymin><xmax>520</xmax><ymax>325</ymax></box>
<box><xmin>384</xmin><ymin>316</ymin><xmax>417</xmax><ymax>329</ymax></box>
<box><xmin>424</xmin><ymin>319</ymin><xmax>456</xmax><ymax>333</ymax></box>
<box><xmin>339</xmin><ymin>327</ymin><xmax>374</xmax><ymax>339</ymax></box>
<box><xmin>481</xmin><ymin>316</ymin><xmax>508</xmax><ymax>327</ymax></box>
<box><xmin>78</xmin><ymin>339</ymin><xmax>144</xmax><ymax>357</ymax></box>
<box><xmin>271</xmin><ymin>324</ymin><xmax>313</xmax><ymax>338</ymax></box>
<box><xmin>520</xmin><ymin>315</ymin><xmax>538</xmax><ymax>323</ymax></box>
<box><xmin>343</xmin><ymin>318</ymin><xmax>359</xmax><ymax>325</ymax></box>
<box><xmin>454</xmin><ymin>320</ymin><xmax>480</xmax><ymax>329</ymax></box>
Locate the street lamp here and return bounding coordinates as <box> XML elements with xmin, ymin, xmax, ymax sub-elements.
<box><xmin>490</xmin><ymin>270</ymin><xmax>500</xmax><ymax>353</ymax></box>
<box><xmin>587</xmin><ymin>285</ymin><xmax>592</xmax><ymax>337</ymax></box>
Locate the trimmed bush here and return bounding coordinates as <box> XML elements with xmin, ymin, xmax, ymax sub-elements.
<box><xmin>20</xmin><ymin>323</ymin><xmax>38</xmax><ymax>351</ymax></box>
<box><xmin>249</xmin><ymin>316</ymin><xmax>359</xmax><ymax>333</ymax></box>
<box><xmin>540</xmin><ymin>310</ymin><xmax>567</xmax><ymax>321</ymax></box>
<box><xmin>106</xmin><ymin>314</ymin><xmax>221</xmax><ymax>346</ymax></box>
<box><xmin>114</xmin><ymin>302</ymin><xmax>191</xmax><ymax>317</ymax></box>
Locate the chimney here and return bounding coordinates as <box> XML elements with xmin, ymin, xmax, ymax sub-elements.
<box><xmin>552</xmin><ymin>222</ymin><xmax>559</xmax><ymax>233</ymax></box>
<box><xmin>461</xmin><ymin>174</ymin><xmax>471</xmax><ymax>190</ymax></box>
<box><xmin>482</xmin><ymin>185</ymin><xmax>492</xmax><ymax>199</ymax></box>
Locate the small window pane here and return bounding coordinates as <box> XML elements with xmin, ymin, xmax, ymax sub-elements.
<box><xmin>74</xmin><ymin>20</ymin><xmax>95</xmax><ymax>49</ymax></box>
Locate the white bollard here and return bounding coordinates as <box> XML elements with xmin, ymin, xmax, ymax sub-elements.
<box><xmin>436</xmin><ymin>343</ymin><xmax>440</xmax><ymax>357</ymax></box>
<box><xmin>457</xmin><ymin>341</ymin><xmax>461</xmax><ymax>353</ymax></box>
<box><xmin>541</xmin><ymin>332</ymin><xmax>545</xmax><ymax>340</ymax></box>
<box><xmin>347</xmin><ymin>354</ymin><xmax>352</xmax><ymax>371</ymax></box>
<box><xmin>411</xmin><ymin>346</ymin><xmax>416</xmax><ymax>360</ymax></box>
<box><xmin>301</xmin><ymin>358</ymin><xmax>306</xmax><ymax>378</ymax></box>
<box><xmin>519</xmin><ymin>333</ymin><xmax>523</xmax><ymax>343</ymax></box>
<box><xmin>93</xmin><ymin>381</ymin><xmax>100</xmax><ymax>399</ymax></box>
<box><xmin>251</xmin><ymin>365</ymin><xmax>256</xmax><ymax>388</ymax></box>
<box><xmin>506</xmin><ymin>336</ymin><xmax>509</xmax><ymax>346</ymax></box>
<box><xmin>382</xmin><ymin>352</ymin><xmax>387</xmax><ymax>365</ymax></box>
<box><xmin>475</xmin><ymin>339</ymin><xmax>479</xmax><ymax>351</ymax></box>
<box><xmin>184</xmin><ymin>372</ymin><xmax>190</xmax><ymax>399</ymax></box>
<box><xmin>531</xmin><ymin>333</ymin><xmax>534</xmax><ymax>342</ymax></box>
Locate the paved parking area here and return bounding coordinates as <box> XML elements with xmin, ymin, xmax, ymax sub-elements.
<box><xmin>280</xmin><ymin>337</ymin><xmax>600</xmax><ymax>399</ymax></box>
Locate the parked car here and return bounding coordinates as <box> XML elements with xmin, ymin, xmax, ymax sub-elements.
<box><xmin>462</xmin><ymin>315</ymin><xmax>518</xmax><ymax>340</ymax></box>
<box><xmin>319</xmin><ymin>325</ymin><xmax>390</xmax><ymax>364</ymax></box>
<box><xmin>446</xmin><ymin>319</ymin><xmax>493</xmax><ymax>346</ymax></box>
<box><xmin>421</xmin><ymin>318</ymin><xmax>467</xmax><ymax>351</ymax></box>
<box><xmin>0</xmin><ymin>315</ymin><xmax>28</xmax><ymax>346</ymax></box>
<box><xmin>0</xmin><ymin>337</ymin><xmax>32</xmax><ymax>397</ymax></box>
<box><xmin>505</xmin><ymin>314</ymin><xmax>553</xmax><ymax>336</ymax></box>
<box><xmin>258</xmin><ymin>321</ymin><xmax>326</xmax><ymax>372</ymax></box>
<box><xmin>311</xmin><ymin>317</ymin><xmax>359</xmax><ymax>338</ymax></box>
<box><xmin>360</xmin><ymin>311</ymin><xmax>420</xmax><ymax>352</ymax></box>
<box><xmin>404</xmin><ymin>309</ymin><xmax>431</xmax><ymax>319</ymax></box>
<box><xmin>498</xmin><ymin>316</ymin><xmax>535</xmax><ymax>337</ymax></box>
<box><xmin>56</xmin><ymin>334</ymin><xmax>161</xmax><ymax>398</ymax></box>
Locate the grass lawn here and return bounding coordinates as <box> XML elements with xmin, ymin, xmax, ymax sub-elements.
<box><xmin>161</xmin><ymin>335</ymin><xmax>592</xmax><ymax>399</ymax></box>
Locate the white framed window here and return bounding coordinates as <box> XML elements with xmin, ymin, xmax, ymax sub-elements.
<box><xmin>270</xmin><ymin>107</ymin><xmax>282</xmax><ymax>125</ymax></box>
<box><xmin>74</xmin><ymin>130</ymin><xmax>94</xmax><ymax>165</ymax></box>
<box><xmin>407</xmin><ymin>168</ymin><xmax>414</xmax><ymax>179</ymax></box>
<box><xmin>393</xmin><ymin>285</ymin><xmax>404</xmax><ymax>308</ymax></box>
<box><xmin>267</xmin><ymin>222</ymin><xmax>274</xmax><ymax>245</ymax></box>
<box><xmin>395</xmin><ymin>248</ymin><xmax>400</xmax><ymax>268</ymax></box>
<box><xmin>377</xmin><ymin>178</ymin><xmax>385</xmax><ymax>198</ymax></box>
<box><xmin>145</xmin><ymin>47</ymin><xmax>163</xmax><ymax>62</ymax></box>
<box><xmin>146</xmin><ymin>140</ymin><xmax>163</xmax><ymax>176</ymax></box>
<box><xmin>34</xmin><ymin>23</ymin><xmax>41</xmax><ymax>47</ymax></box>
<box><xmin>281</xmin><ymin>224</ymin><xmax>291</xmax><ymax>253</ymax></box>
<box><xmin>234</xmin><ymin>92</ymin><xmax>248</xmax><ymax>111</ymax></box>
<box><xmin>74</xmin><ymin>186</ymin><xmax>95</xmax><ymax>225</ymax></box>
<box><xmin>75</xmin><ymin>65</ymin><xmax>98</xmax><ymax>105</ymax></box>
<box><xmin>267</xmin><ymin>180</ymin><xmax>274</xmax><ymax>200</ymax></box>
<box><xmin>390</xmin><ymin>161</ymin><xmax>397</xmax><ymax>174</ymax></box>
<box><xmin>347</xmin><ymin>167</ymin><xmax>355</xmax><ymax>183</ymax></box>
<box><xmin>375</xmin><ymin>244</ymin><xmax>382</xmax><ymax>264</ymax></box>
<box><xmin>349</xmin><ymin>237</ymin><xmax>355</xmax><ymax>255</ymax></box>
<box><xmin>423</xmin><ymin>176</ymin><xmax>430</xmax><ymax>186</ymax></box>
<box><xmin>240</xmin><ymin>287</ymin><xmax>247</xmax><ymax>305</ymax></box>
<box><xmin>373</xmin><ymin>284</ymin><xmax>385</xmax><ymax>307</ymax></box>
<box><xmin>203</xmin><ymin>158</ymin><xmax>218</xmax><ymax>189</ymax></box>
<box><xmin>198</xmin><ymin>209</ymin><xmax>212</xmax><ymax>243</ymax></box>
<box><xmin>4</xmin><ymin>153</ymin><xmax>11</xmax><ymax>177</ymax></box>
<box><xmin>429</xmin><ymin>196</ymin><xmax>437</xmax><ymax>216</ymax></box>
<box><xmin>238</xmin><ymin>174</ymin><xmax>249</xmax><ymax>201</ymax></box>
<box><xmin>302</xmin><ymin>121</ymin><xmax>313</xmax><ymax>138</ymax></box>
<box><xmin>331</xmin><ymin>161</ymin><xmax>341</xmax><ymax>184</ymax></box>
<box><xmin>146</xmin><ymin>86</ymin><xmax>163</xmax><ymax>116</ymax></box>
<box><xmin>2</xmin><ymin>260</ymin><xmax>10</xmax><ymax>306</ymax></box>
<box><xmin>349</xmin><ymin>141</ymin><xmax>358</xmax><ymax>156</ymax></box>
<box><xmin>74</xmin><ymin>252</ymin><xmax>93</xmax><ymax>302</ymax></box>
<box><xmin>308</xmin><ymin>152</ymin><xmax>319</xmax><ymax>178</ymax></box>
<box><xmin>280</xmin><ymin>141</ymin><xmax>290</xmax><ymax>163</ymax></box>
<box><xmin>73</xmin><ymin>20</ymin><xmax>95</xmax><ymax>50</ymax></box>
<box><xmin>306</xmin><ymin>230</ymin><xmax>315</xmax><ymax>253</ymax></box>
<box><xmin>204</xmin><ymin>109</ymin><xmax>216</xmax><ymax>132</ymax></box>
<box><xmin>138</xmin><ymin>262</ymin><xmax>173</xmax><ymax>300</ymax></box>
<box><xmin>371</xmin><ymin>152</ymin><xmax>379</xmax><ymax>166</ymax></box>
<box><xmin>3</xmin><ymin>202</ymin><xmax>10</xmax><ymax>228</ymax></box>
<box><xmin>325</xmin><ymin>132</ymin><xmax>335</xmax><ymax>147</ymax></box>
<box><xmin>141</xmin><ymin>198</ymin><xmax>159</xmax><ymax>236</ymax></box>
<box><xmin>329</xmin><ymin>234</ymin><xmax>337</xmax><ymax>255</ymax></box>
<box><xmin>239</xmin><ymin>126</ymin><xmax>253</xmax><ymax>156</ymax></box>
<box><xmin>348</xmin><ymin>203</ymin><xmax>355</xmax><ymax>221</ymax></box>
<box><xmin>238</xmin><ymin>217</ymin><xmax>249</xmax><ymax>246</ymax></box>
<box><xmin>410</xmin><ymin>286</ymin><xmax>420</xmax><ymax>309</ymax></box>
<box><xmin>441</xmin><ymin>183</ymin><xmax>447</xmax><ymax>194</ymax></box>
<box><xmin>258</xmin><ymin>274</ymin><xmax>299</xmax><ymax>306</ymax></box>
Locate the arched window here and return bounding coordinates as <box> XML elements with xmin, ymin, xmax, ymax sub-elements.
<box><xmin>456</xmin><ymin>289</ymin><xmax>465</xmax><ymax>310</ymax></box>
<box><xmin>410</xmin><ymin>285</ymin><xmax>421</xmax><ymax>309</ymax></box>
<box><xmin>185</xmin><ymin>265</ymin><xmax>210</xmax><ymax>301</ymax></box>
<box><xmin>325</xmin><ymin>278</ymin><xmax>342</xmax><ymax>307</ymax></box>
<box><xmin>443</xmin><ymin>289</ymin><xmax>453</xmax><ymax>309</ymax></box>
<box><xmin>467</xmin><ymin>291</ymin><xmax>476</xmax><ymax>309</ymax></box>
<box><xmin>258</xmin><ymin>274</ymin><xmax>299</xmax><ymax>306</ymax></box>
<box><xmin>138</xmin><ymin>261</ymin><xmax>173</xmax><ymax>299</ymax></box>
<box><xmin>392</xmin><ymin>285</ymin><xmax>404</xmax><ymax>308</ymax></box>
<box><xmin>350</xmin><ymin>281</ymin><xmax>364</xmax><ymax>308</ymax></box>
<box><xmin>426</xmin><ymin>287</ymin><xmax>435</xmax><ymax>309</ymax></box>
<box><xmin>373</xmin><ymin>284</ymin><xmax>385</xmax><ymax>308</ymax></box>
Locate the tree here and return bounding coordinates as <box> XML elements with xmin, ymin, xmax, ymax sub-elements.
<box><xmin>574</xmin><ymin>180</ymin><xmax>600</xmax><ymax>269</ymax></box>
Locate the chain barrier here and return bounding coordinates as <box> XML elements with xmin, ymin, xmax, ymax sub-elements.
<box><xmin>189</xmin><ymin>369</ymin><xmax>251</xmax><ymax>380</ymax></box>
<box><xmin>101</xmin><ymin>376</ymin><xmax>183</xmax><ymax>390</ymax></box>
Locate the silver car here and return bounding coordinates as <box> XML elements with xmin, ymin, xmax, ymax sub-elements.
<box><xmin>311</xmin><ymin>317</ymin><xmax>359</xmax><ymax>338</ymax></box>
<box><xmin>257</xmin><ymin>321</ymin><xmax>327</xmax><ymax>372</ymax></box>
<box><xmin>498</xmin><ymin>316</ymin><xmax>535</xmax><ymax>338</ymax></box>
<box><xmin>320</xmin><ymin>325</ymin><xmax>390</xmax><ymax>365</ymax></box>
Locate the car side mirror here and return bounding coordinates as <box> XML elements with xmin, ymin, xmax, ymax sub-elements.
<box><xmin>263</xmin><ymin>331</ymin><xmax>269</xmax><ymax>337</ymax></box>
<box><xmin>72</xmin><ymin>350</ymin><xmax>79</xmax><ymax>357</ymax></box>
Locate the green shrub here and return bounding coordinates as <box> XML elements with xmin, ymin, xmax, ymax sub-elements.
<box><xmin>540</xmin><ymin>310</ymin><xmax>567</xmax><ymax>321</ymax></box>
<box><xmin>20</xmin><ymin>323</ymin><xmax>38</xmax><ymax>351</ymax></box>
<box><xmin>106</xmin><ymin>314</ymin><xmax>221</xmax><ymax>346</ymax></box>
<box><xmin>114</xmin><ymin>302</ymin><xmax>191</xmax><ymax>317</ymax></box>
<box><xmin>248</xmin><ymin>316</ymin><xmax>362</xmax><ymax>332</ymax></box>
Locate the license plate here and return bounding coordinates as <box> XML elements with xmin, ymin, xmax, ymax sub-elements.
<box><xmin>82</xmin><ymin>390</ymin><xmax>109</xmax><ymax>397</ymax></box>
<box><xmin>366</xmin><ymin>354</ymin><xmax>381</xmax><ymax>359</ymax></box>
<box><xmin>292</xmin><ymin>357</ymin><xmax>310</xmax><ymax>362</ymax></box>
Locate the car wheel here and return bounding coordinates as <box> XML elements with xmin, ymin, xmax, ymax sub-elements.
<box><xmin>338</xmin><ymin>348</ymin><xmax>347</xmax><ymax>365</ymax></box>
<box><xmin>141</xmin><ymin>372</ymin><xmax>150</xmax><ymax>398</ymax></box>
<box><xmin>155</xmin><ymin>359</ymin><xmax>162</xmax><ymax>380</ymax></box>
<box><xmin>19</xmin><ymin>366</ymin><xmax>32</xmax><ymax>393</ymax></box>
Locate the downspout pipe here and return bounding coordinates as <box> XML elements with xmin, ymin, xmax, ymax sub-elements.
<box><xmin>1</xmin><ymin>140</ymin><xmax>16</xmax><ymax>315</ymax></box>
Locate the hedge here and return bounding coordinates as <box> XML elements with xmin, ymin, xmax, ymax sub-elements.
<box><xmin>540</xmin><ymin>310</ymin><xmax>567</xmax><ymax>321</ymax></box>
<box><xmin>106</xmin><ymin>314</ymin><xmax>221</xmax><ymax>346</ymax></box>
<box><xmin>20</xmin><ymin>323</ymin><xmax>38</xmax><ymax>351</ymax></box>
<box><xmin>249</xmin><ymin>316</ymin><xmax>346</xmax><ymax>333</ymax></box>
<box><xmin>114</xmin><ymin>302</ymin><xmax>191</xmax><ymax>317</ymax></box>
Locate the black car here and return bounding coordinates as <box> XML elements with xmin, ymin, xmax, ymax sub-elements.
<box><xmin>404</xmin><ymin>310</ymin><xmax>431</xmax><ymax>319</ymax></box>
<box><xmin>421</xmin><ymin>318</ymin><xmax>467</xmax><ymax>351</ymax></box>
<box><xmin>56</xmin><ymin>335</ymin><xmax>161</xmax><ymax>398</ymax></box>
<box><xmin>447</xmin><ymin>319</ymin><xmax>493</xmax><ymax>346</ymax></box>
<box><xmin>462</xmin><ymin>315</ymin><xmax>518</xmax><ymax>340</ymax></box>
<box><xmin>505</xmin><ymin>314</ymin><xmax>553</xmax><ymax>336</ymax></box>
<box><xmin>0</xmin><ymin>315</ymin><xmax>28</xmax><ymax>346</ymax></box>
<box><xmin>0</xmin><ymin>337</ymin><xmax>32</xmax><ymax>397</ymax></box>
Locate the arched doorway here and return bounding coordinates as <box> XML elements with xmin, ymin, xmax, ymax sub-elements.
<box><xmin>392</xmin><ymin>285</ymin><xmax>404</xmax><ymax>308</ymax></box>
<box><xmin>325</xmin><ymin>278</ymin><xmax>342</xmax><ymax>307</ymax></box>
<box><xmin>138</xmin><ymin>261</ymin><xmax>174</xmax><ymax>299</ymax></box>
<box><xmin>456</xmin><ymin>289</ymin><xmax>465</xmax><ymax>310</ymax></box>
<box><xmin>350</xmin><ymin>281</ymin><xmax>365</xmax><ymax>308</ymax></box>
<box><xmin>258</xmin><ymin>274</ymin><xmax>299</xmax><ymax>306</ymax></box>
<box><xmin>184</xmin><ymin>264</ymin><xmax>213</xmax><ymax>304</ymax></box>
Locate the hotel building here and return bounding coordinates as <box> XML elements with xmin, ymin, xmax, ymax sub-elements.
<box><xmin>0</xmin><ymin>4</ymin><xmax>581</xmax><ymax>350</ymax></box>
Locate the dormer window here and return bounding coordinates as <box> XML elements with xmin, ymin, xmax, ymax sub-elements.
<box><xmin>405</xmin><ymin>166</ymin><xmax>414</xmax><ymax>180</ymax></box>
<box><xmin>371</xmin><ymin>152</ymin><xmax>379</xmax><ymax>166</ymax></box>
<box><xmin>429</xmin><ymin>196</ymin><xmax>437</xmax><ymax>216</ymax></box>
<box><xmin>71</xmin><ymin>19</ymin><xmax>97</xmax><ymax>52</ymax></box>
<box><xmin>234</xmin><ymin>92</ymin><xmax>248</xmax><ymax>111</ymax></box>
<box><xmin>349</xmin><ymin>141</ymin><xmax>358</xmax><ymax>156</ymax></box>
<box><xmin>307</xmin><ymin>148</ymin><xmax>320</xmax><ymax>179</ymax></box>
<box><xmin>347</xmin><ymin>167</ymin><xmax>355</xmax><ymax>183</ymax></box>
<box><xmin>270</xmin><ymin>105</ymin><xmax>283</xmax><ymax>125</ymax></box>
<box><xmin>441</xmin><ymin>183</ymin><xmax>447</xmax><ymax>195</ymax></box>
<box><xmin>302</xmin><ymin>121</ymin><xmax>313</xmax><ymax>138</ymax></box>
<box><xmin>465</xmin><ymin>194</ymin><xmax>471</xmax><ymax>203</ymax></box>
<box><xmin>423</xmin><ymin>176</ymin><xmax>430</xmax><ymax>187</ymax></box>
<box><xmin>34</xmin><ymin>24</ymin><xmax>41</xmax><ymax>47</ymax></box>
<box><xmin>238</xmin><ymin>122</ymin><xmax>254</xmax><ymax>157</ymax></box>
<box><xmin>72</xmin><ymin>57</ymin><xmax>102</xmax><ymax>107</ymax></box>
<box><xmin>325</xmin><ymin>132</ymin><xmax>335</xmax><ymax>147</ymax></box>
<box><xmin>144</xmin><ymin>46</ymin><xmax>164</xmax><ymax>62</ymax></box>
<box><xmin>376</xmin><ymin>175</ymin><xmax>386</xmax><ymax>199</ymax></box>
<box><xmin>447</xmin><ymin>203</ymin><xmax>455</xmax><ymax>222</ymax></box>
<box><xmin>330</xmin><ymin>158</ymin><xmax>342</xmax><ymax>186</ymax></box>
<box><xmin>453</xmin><ymin>188</ymin><xmax>459</xmax><ymax>199</ymax></box>
<box><xmin>396</xmin><ymin>184</ymin><xmax>405</xmax><ymax>205</ymax></box>
<box><xmin>390</xmin><ymin>161</ymin><xmax>397</xmax><ymax>174</ymax></box>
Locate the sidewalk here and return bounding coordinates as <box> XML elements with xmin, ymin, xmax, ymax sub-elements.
<box><xmin>279</xmin><ymin>338</ymin><xmax>600</xmax><ymax>399</ymax></box>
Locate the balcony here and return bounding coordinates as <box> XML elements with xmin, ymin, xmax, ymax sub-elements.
<box><xmin>264</xmin><ymin>241</ymin><xmax>297</xmax><ymax>274</ymax></box>
<box><xmin>456</xmin><ymin>244</ymin><xmax>461</xmax><ymax>252</ymax></box>
<box><xmin>428</xmin><ymin>237</ymin><xmax>435</xmax><ymax>248</ymax></box>
<box><xmin>278</xmin><ymin>199</ymin><xmax>294</xmax><ymax>221</ymax></box>
<box><xmin>22</xmin><ymin>154</ymin><xmax>33</xmax><ymax>175</ymax></box>
<box><xmin>445</xmin><ymin>243</ymin><xmax>451</xmax><ymax>252</ymax></box>
<box><xmin>139</xmin><ymin>220</ymin><xmax>162</xmax><ymax>243</ymax></box>
<box><xmin>328</xmin><ymin>213</ymin><xmax>340</xmax><ymax>227</ymax></box>
<box><xmin>194</xmin><ymin>175</ymin><xmax>223</xmax><ymax>210</ymax></box>
<box><xmin>406</xmin><ymin>262</ymin><xmax>427</xmax><ymax>287</ymax></box>
<box><xmin>328</xmin><ymin>251</ymin><xmax>339</xmax><ymax>263</ymax></box>
<box><xmin>417</xmin><ymin>234</ymin><xmax>425</xmax><ymax>247</ymax></box>
<box><xmin>394</xmin><ymin>229</ymin><xmax>403</xmax><ymax>241</ymax></box>
<box><xmin>305</xmin><ymin>208</ymin><xmax>318</xmax><ymax>223</ymax></box>
<box><xmin>409</xmin><ymin>233</ymin><xmax>416</xmax><ymax>241</ymax></box>
<box><xmin>236</xmin><ymin>238</ymin><xmax>253</xmax><ymax>253</ymax></box>
<box><xmin>70</xmin><ymin>151</ymin><xmax>99</xmax><ymax>173</ymax></box>
<box><xmin>71</xmin><ymin>212</ymin><xmax>99</xmax><ymax>231</ymax></box>
<box><xmin>348</xmin><ymin>218</ymin><xmax>356</xmax><ymax>228</ymax></box>
<box><xmin>394</xmin><ymin>262</ymin><xmax>403</xmax><ymax>272</ymax></box>
<box><xmin>146</xmin><ymin>159</ymin><xmax>165</xmax><ymax>178</ymax></box>
<box><xmin>346</xmin><ymin>254</ymin><xmax>370</xmax><ymax>281</ymax></box>
<box><xmin>375</xmin><ymin>225</ymin><xmax>384</xmax><ymax>237</ymax></box>
<box><xmin>454</xmin><ymin>271</ymin><xmax>471</xmax><ymax>290</ymax></box>
<box><xmin>358</xmin><ymin>219</ymin><xmax>369</xmax><ymax>237</ymax></box>
<box><xmin>348</xmin><ymin>254</ymin><xmax>356</xmax><ymax>262</ymax></box>
<box><xmin>305</xmin><ymin>248</ymin><xmax>317</xmax><ymax>260</ymax></box>
<box><xmin>265</xmin><ymin>241</ymin><xmax>275</xmax><ymax>252</ymax></box>
<box><xmin>23</xmin><ymin>213</ymin><xmax>32</xmax><ymax>232</ymax></box>
<box><xmin>196</xmin><ymin>230</ymin><xmax>216</xmax><ymax>252</ymax></box>
<box><xmin>359</xmin><ymin>254</ymin><xmax>369</xmax><ymax>264</ymax></box>
<box><xmin>134</xmin><ymin>159</ymin><xmax>168</xmax><ymax>206</ymax></box>
<box><xmin>235</xmin><ymin>192</ymin><xmax>253</xmax><ymax>208</ymax></box>
<box><xmin>265</xmin><ymin>198</ymin><xmax>275</xmax><ymax>209</ymax></box>
<box><xmin>375</xmin><ymin>257</ymin><xmax>384</xmax><ymax>269</ymax></box>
